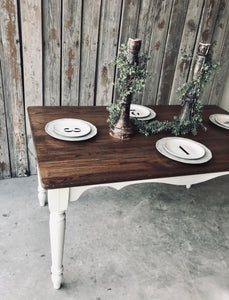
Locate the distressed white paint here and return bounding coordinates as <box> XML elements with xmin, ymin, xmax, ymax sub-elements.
<box><xmin>0</xmin><ymin>0</ymin><xmax>28</xmax><ymax>177</ymax></box>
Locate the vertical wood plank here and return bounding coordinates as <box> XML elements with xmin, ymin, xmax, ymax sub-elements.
<box><xmin>209</xmin><ymin>16</ymin><xmax>229</xmax><ymax>106</ymax></box>
<box><xmin>43</xmin><ymin>0</ymin><xmax>61</xmax><ymax>106</ymax></box>
<box><xmin>156</xmin><ymin>0</ymin><xmax>190</xmax><ymax>105</ymax></box>
<box><xmin>113</xmin><ymin>0</ymin><xmax>141</xmax><ymax>102</ymax></box>
<box><xmin>198</xmin><ymin>0</ymin><xmax>221</xmax><ymax>44</ymax></box>
<box><xmin>133</xmin><ymin>0</ymin><xmax>157</xmax><ymax>104</ymax></box>
<box><xmin>61</xmin><ymin>0</ymin><xmax>82</xmax><ymax>106</ymax></box>
<box><xmin>139</xmin><ymin>0</ymin><xmax>174</xmax><ymax>105</ymax></box>
<box><xmin>187</xmin><ymin>0</ymin><xmax>220</xmax><ymax>104</ymax></box>
<box><xmin>95</xmin><ymin>0</ymin><xmax>123</xmax><ymax>106</ymax></box>
<box><xmin>0</xmin><ymin>0</ymin><xmax>28</xmax><ymax>177</ymax></box>
<box><xmin>136</xmin><ymin>0</ymin><xmax>157</xmax><ymax>53</ymax></box>
<box><xmin>79</xmin><ymin>0</ymin><xmax>101</xmax><ymax>106</ymax></box>
<box><xmin>169</xmin><ymin>0</ymin><xmax>205</xmax><ymax>104</ymax></box>
<box><xmin>206</xmin><ymin>0</ymin><xmax>229</xmax><ymax>104</ymax></box>
<box><xmin>20</xmin><ymin>0</ymin><xmax>42</xmax><ymax>175</ymax></box>
<box><xmin>0</xmin><ymin>62</ymin><xmax>11</xmax><ymax>179</ymax></box>
<box><xmin>119</xmin><ymin>0</ymin><xmax>141</xmax><ymax>45</ymax></box>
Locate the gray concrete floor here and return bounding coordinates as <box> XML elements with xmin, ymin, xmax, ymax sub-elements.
<box><xmin>0</xmin><ymin>175</ymin><xmax>229</xmax><ymax>300</ymax></box>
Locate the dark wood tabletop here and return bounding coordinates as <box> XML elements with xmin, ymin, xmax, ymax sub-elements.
<box><xmin>28</xmin><ymin>105</ymin><xmax>229</xmax><ymax>190</ymax></box>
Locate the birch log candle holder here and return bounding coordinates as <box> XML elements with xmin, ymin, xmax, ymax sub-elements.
<box><xmin>178</xmin><ymin>42</ymin><xmax>211</xmax><ymax>123</ymax></box>
<box><xmin>110</xmin><ymin>38</ymin><xmax>142</xmax><ymax>139</ymax></box>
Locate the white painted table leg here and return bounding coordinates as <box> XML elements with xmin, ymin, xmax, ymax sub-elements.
<box><xmin>38</xmin><ymin>185</ymin><xmax>47</xmax><ymax>206</ymax></box>
<box><xmin>49</xmin><ymin>211</ymin><xmax>66</xmax><ymax>289</ymax></box>
<box><xmin>48</xmin><ymin>188</ymin><xmax>69</xmax><ymax>289</ymax></box>
<box><xmin>37</xmin><ymin>168</ymin><xmax>47</xmax><ymax>206</ymax></box>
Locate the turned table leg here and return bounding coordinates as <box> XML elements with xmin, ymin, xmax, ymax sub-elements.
<box><xmin>49</xmin><ymin>211</ymin><xmax>66</xmax><ymax>289</ymax></box>
<box><xmin>37</xmin><ymin>168</ymin><xmax>47</xmax><ymax>206</ymax></box>
<box><xmin>48</xmin><ymin>188</ymin><xmax>70</xmax><ymax>289</ymax></box>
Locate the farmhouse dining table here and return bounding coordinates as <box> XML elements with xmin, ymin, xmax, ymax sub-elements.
<box><xmin>28</xmin><ymin>105</ymin><xmax>229</xmax><ymax>289</ymax></box>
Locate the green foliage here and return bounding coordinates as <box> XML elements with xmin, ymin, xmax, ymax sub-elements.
<box><xmin>107</xmin><ymin>100</ymin><xmax>206</xmax><ymax>136</ymax></box>
<box><xmin>177</xmin><ymin>59</ymin><xmax>219</xmax><ymax>105</ymax></box>
<box><xmin>107</xmin><ymin>47</ymin><xmax>218</xmax><ymax>136</ymax></box>
<box><xmin>113</xmin><ymin>44</ymin><xmax>151</xmax><ymax>98</ymax></box>
<box><xmin>107</xmin><ymin>102</ymin><xmax>122</xmax><ymax>127</ymax></box>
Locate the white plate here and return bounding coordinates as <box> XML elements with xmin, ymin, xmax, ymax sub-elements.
<box><xmin>215</xmin><ymin>114</ymin><xmax>229</xmax><ymax>128</ymax></box>
<box><xmin>45</xmin><ymin>119</ymin><xmax>97</xmax><ymax>141</ymax></box>
<box><xmin>156</xmin><ymin>137</ymin><xmax>212</xmax><ymax>164</ymax></box>
<box><xmin>163</xmin><ymin>137</ymin><xmax>205</xmax><ymax>160</ymax></box>
<box><xmin>209</xmin><ymin>114</ymin><xmax>229</xmax><ymax>130</ymax></box>
<box><xmin>130</xmin><ymin>105</ymin><xmax>156</xmax><ymax>121</ymax></box>
<box><xmin>130</xmin><ymin>104</ymin><xmax>150</xmax><ymax>118</ymax></box>
<box><xmin>53</xmin><ymin>119</ymin><xmax>91</xmax><ymax>137</ymax></box>
<box><xmin>137</xmin><ymin>107</ymin><xmax>156</xmax><ymax>121</ymax></box>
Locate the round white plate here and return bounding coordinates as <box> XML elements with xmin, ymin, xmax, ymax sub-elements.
<box><xmin>209</xmin><ymin>114</ymin><xmax>229</xmax><ymax>130</ymax></box>
<box><xmin>156</xmin><ymin>137</ymin><xmax>212</xmax><ymax>164</ymax></box>
<box><xmin>130</xmin><ymin>104</ymin><xmax>150</xmax><ymax>118</ymax></box>
<box><xmin>45</xmin><ymin>119</ymin><xmax>97</xmax><ymax>141</ymax></box>
<box><xmin>53</xmin><ymin>119</ymin><xmax>91</xmax><ymax>137</ymax></box>
<box><xmin>215</xmin><ymin>114</ymin><xmax>229</xmax><ymax>128</ymax></box>
<box><xmin>163</xmin><ymin>137</ymin><xmax>205</xmax><ymax>160</ymax></box>
<box><xmin>137</xmin><ymin>107</ymin><xmax>156</xmax><ymax>121</ymax></box>
<box><xmin>130</xmin><ymin>104</ymin><xmax>156</xmax><ymax>121</ymax></box>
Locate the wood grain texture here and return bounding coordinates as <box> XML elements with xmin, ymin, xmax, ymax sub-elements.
<box><xmin>156</xmin><ymin>0</ymin><xmax>189</xmax><ymax>105</ymax></box>
<box><xmin>20</xmin><ymin>0</ymin><xmax>42</xmax><ymax>174</ymax></box>
<box><xmin>207</xmin><ymin>0</ymin><xmax>229</xmax><ymax>105</ymax></box>
<box><xmin>43</xmin><ymin>0</ymin><xmax>61</xmax><ymax>106</ymax></box>
<box><xmin>28</xmin><ymin>105</ymin><xmax>229</xmax><ymax>190</ymax></box>
<box><xmin>209</xmin><ymin>20</ymin><xmax>229</xmax><ymax>107</ymax></box>
<box><xmin>0</xmin><ymin>61</ymin><xmax>11</xmax><ymax>179</ymax></box>
<box><xmin>139</xmin><ymin>0</ymin><xmax>174</xmax><ymax>105</ymax></box>
<box><xmin>95</xmin><ymin>0</ymin><xmax>122</xmax><ymax>105</ymax></box>
<box><xmin>0</xmin><ymin>0</ymin><xmax>28</xmax><ymax>177</ymax></box>
<box><xmin>61</xmin><ymin>0</ymin><xmax>82</xmax><ymax>106</ymax></box>
<box><xmin>79</xmin><ymin>0</ymin><xmax>101</xmax><ymax>106</ymax></box>
<box><xmin>113</xmin><ymin>0</ymin><xmax>141</xmax><ymax>102</ymax></box>
<box><xmin>169</xmin><ymin>0</ymin><xmax>205</xmax><ymax>104</ymax></box>
<box><xmin>0</xmin><ymin>0</ymin><xmax>229</xmax><ymax>180</ymax></box>
<box><xmin>186</xmin><ymin>0</ymin><xmax>220</xmax><ymax>105</ymax></box>
<box><xmin>119</xmin><ymin>0</ymin><xmax>141</xmax><ymax>45</ymax></box>
<box><xmin>195</xmin><ymin>0</ymin><xmax>221</xmax><ymax>104</ymax></box>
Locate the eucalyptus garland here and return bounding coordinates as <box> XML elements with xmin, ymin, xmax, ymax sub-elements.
<box><xmin>113</xmin><ymin>44</ymin><xmax>151</xmax><ymax>98</ymax></box>
<box><xmin>107</xmin><ymin>100</ymin><xmax>204</xmax><ymax>136</ymax></box>
<box><xmin>107</xmin><ymin>48</ymin><xmax>219</xmax><ymax>136</ymax></box>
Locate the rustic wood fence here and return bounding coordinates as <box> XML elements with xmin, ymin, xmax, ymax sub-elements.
<box><xmin>0</xmin><ymin>0</ymin><xmax>228</xmax><ymax>179</ymax></box>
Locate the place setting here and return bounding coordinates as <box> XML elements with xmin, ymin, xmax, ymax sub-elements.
<box><xmin>209</xmin><ymin>114</ymin><xmax>229</xmax><ymax>130</ymax></box>
<box><xmin>156</xmin><ymin>137</ymin><xmax>212</xmax><ymax>164</ymax></box>
<box><xmin>129</xmin><ymin>104</ymin><xmax>156</xmax><ymax>121</ymax></box>
<box><xmin>45</xmin><ymin>118</ymin><xmax>97</xmax><ymax>141</ymax></box>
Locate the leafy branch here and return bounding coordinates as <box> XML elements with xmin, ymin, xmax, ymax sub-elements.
<box><xmin>108</xmin><ymin>47</ymin><xmax>219</xmax><ymax>136</ymax></box>
<box><xmin>113</xmin><ymin>44</ymin><xmax>151</xmax><ymax>98</ymax></box>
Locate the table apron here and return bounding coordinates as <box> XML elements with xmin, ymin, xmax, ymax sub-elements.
<box><xmin>66</xmin><ymin>171</ymin><xmax>229</xmax><ymax>203</ymax></box>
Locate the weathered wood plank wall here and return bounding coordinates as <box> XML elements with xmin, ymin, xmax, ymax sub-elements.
<box><xmin>0</xmin><ymin>0</ymin><xmax>228</xmax><ymax>179</ymax></box>
<box><xmin>0</xmin><ymin>0</ymin><xmax>28</xmax><ymax>178</ymax></box>
<box><xmin>20</xmin><ymin>0</ymin><xmax>43</xmax><ymax>175</ymax></box>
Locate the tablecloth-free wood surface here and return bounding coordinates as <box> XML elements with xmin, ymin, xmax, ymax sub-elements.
<box><xmin>28</xmin><ymin>105</ymin><xmax>229</xmax><ymax>189</ymax></box>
